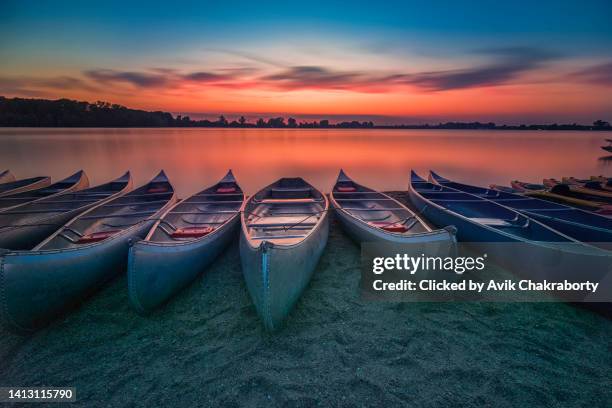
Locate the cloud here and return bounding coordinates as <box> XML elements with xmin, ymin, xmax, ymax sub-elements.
<box><xmin>260</xmin><ymin>66</ymin><xmax>370</xmax><ymax>90</ymax></box>
<box><xmin>569</xmin><ymin>62</ymin><xmax>612</xmax><ymax>86</ymax></box>
<box><xmin>85</xmin><ymin>69</ymin><xmax>169</xmax><ymax>87</ymax></box>
<box><xmin>394</xmin><ymin>47</ymin><xmax>559</xmax><ymax>91</ymax></box>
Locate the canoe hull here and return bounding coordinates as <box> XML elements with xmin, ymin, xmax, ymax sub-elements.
<box><xmin>0</xmin><ymin>220</ymin><xmax>156</xmax><ymax>332</ymax></box>
<box><xmin>128</xmin><ymin>215</ymin><xmax>240</xmax><ymax>313</ymax></box>
<box><xmin>240</xmin><ymin>211</ymin><xmax>329</xmax><ymax>331</ymax></box>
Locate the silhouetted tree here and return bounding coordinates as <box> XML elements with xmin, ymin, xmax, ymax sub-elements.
<box><xmin>239</xmin><ymin>116</ymin><xmax>246</xmax><ymax>126</ymax></box>
<box><xmin>256</xmin><ymin>118</ymin><xmax>265</xmax><ymax>127</ymax></box>
<box><xmin>594</xmin><ymin>120</ymin><xmax>611</xmax><ymax>128</ymax></box>
<box><xmin>287</xmin><ymin>117</ymin><xmax>297</xmax><ymax>128</ymax></box>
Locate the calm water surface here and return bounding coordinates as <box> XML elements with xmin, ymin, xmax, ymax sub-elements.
<box><xmin>0</xmin><ymin>128</ymin><xmax>611</xmax><ymax>407</ymax></box>
<box><xmin>1</xmin><ymin>128</ymin><xmax>610</xmax><ymax>195</ymax></box>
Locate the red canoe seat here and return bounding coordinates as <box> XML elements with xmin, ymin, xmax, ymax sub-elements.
<box><xmin>368</xmin><ymin>221</ymin><xmax>408</xmax><ymax>233</ymax></box>
<box><xmin>77</xmin><ymin>230</ymin><xmax>121</xmax><ymax>243</ymax></box>
<box><xmin>171</xmin><ymin>226</ymin><xmax>215</xmax><ymax>238</ymax></box>
<box><xmin>147</xmin><ymin>186</ymin><xmax>168</xmax><ymax>193</ymax></box>
<box><xmin>216</xmin><ymin>186</ymin><xmax>237</xmax><ymax>193</ymax></box>
<box><xmin>337</xmin><ymin>186</ymin><xmax>357</xmax><ymax>192</ymax></box>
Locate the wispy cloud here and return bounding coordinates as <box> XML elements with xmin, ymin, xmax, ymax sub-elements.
<box><xmin>0</xmin><ymin>47</ymin><xmax>592</xmax><ymax>98</ymax></box>
<box><xmin>392</xmin><ymin>47</ymin><xmax>560</xmax><ymax>91</ymax></box>
<box><xmin>568</xmin><ymin>61</ymin><xmax>612</xmax><ymax>86</ymax></box>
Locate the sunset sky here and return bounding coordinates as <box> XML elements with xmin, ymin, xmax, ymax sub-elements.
<box><xmin>1</xmin><ymin>0</ymin><xmax>611</xmax><ymax>124</ymax></box>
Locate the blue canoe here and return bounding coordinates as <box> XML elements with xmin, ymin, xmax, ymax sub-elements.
<box><xmin>0</xmin><ymin>171</ymin><xmax>177</xmax><ymax>332</ymax></box>
<box><xmin>0</xmin><ymin>172</ymin><xmax>129</xmax><ymax>250</ymax></box>
<box><xmin>0</xmin><ymin>170</ymin><xmax>89</xmax><ymax>212</ymax></box>
<box><xmin>240</xmin><ymin>177</ymin><xmax>329</xmax><ymax>331</ymax></box>
<box><xmin>429</xmin><ymin>171</ymin><xmax>612</xmax><ymax>248</ymax></box>
<box><xmin>128</xmin><ymin>170</ymin><xmax>245</xmax><ymax>313</ymax></box>
<box><xmin>330</xmin><ymin>169</ymin><xmax>455</xmax><ymax>249</ymax></box>
<box><xmin>408</xmin><ymin>171</ymin><xmax>611</xmax><ymax>302</ymax></box>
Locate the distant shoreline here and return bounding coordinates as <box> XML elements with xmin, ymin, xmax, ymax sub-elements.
<box><xmin>1</xmin><ymin>96</ymin><xmax>611</xmax><ymax>131</ymax></box>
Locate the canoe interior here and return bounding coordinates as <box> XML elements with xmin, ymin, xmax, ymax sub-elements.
<box><xmin>148</xmin><ymin>174</ymin><xmax>244</xmax><ymax>243</ymax></box>
<box><xmin>0</xmin><ymin>170</ymin><xmax>86</xmax><ymax>210</ymax></box>
<box><xmin>411</xmin><ymin>172</ymin><xmax>570</xmax><ymax>242</ymax></box>
<box><xmin>0</xmin><ymin>174</ymin><xmax>129</xmax><ymax>230</ymax></box>
<box><xmin>431</xmin><ymin>173</ymin><xmax>612</xmax><ymax>235</ymax></box>
<box><xmin>332</xmin><ymin>171</ymin><xmax>429</xmax><ymax>235</ymax></box>
<box><xmin>0</xmin><ymin>176</ymin><xmax>49</xmax><ymax>194</ymax></box>
<box><xmin>244</xmin><ymin>178</ymin><xmax>326</xmax><ymax>246</ymax></box>
<box><xmin>40</xmin><ymin>174</ymin><xmax>173</xmax><ymax>250</ymax></box>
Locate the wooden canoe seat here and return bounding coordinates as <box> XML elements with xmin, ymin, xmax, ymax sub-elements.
<box><xmin>77</xmin><ymin>229</ymin><xmax>121</xmax><ymax>243</ymax></box>
<box><xmin>171</xmin><ymin>226</ymin><xmax>215</xmax><ymax>238</ymax></box>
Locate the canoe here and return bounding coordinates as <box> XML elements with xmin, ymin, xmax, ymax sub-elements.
<box><xmin>0</xmin><ymin>176</ymin><xmax>51</xmax><ymax>198</ymax></box>
<box><xmin>546</xmin><ymin>180</ymin><xmax>612</xmax><ymax>203</ymax></box>
<box><xmin>0</xmin><ymin>170</ymin><xmax>15</xmax><ymax>184</ymax></box>
<box><xmin>240</xmin><ymin>177</ymin><xmax>329</xmax><ymax>331</ymax></box>
<box><xmin>510</xmin><ymin>180</ymin><xmax>546</xmax><ymax>192</ymax></box>
<box><xmin>563</xmin><ymin>176</ymin><xmax>612</xmax><ymax>193</ymax></box>
<box><xmin>0</xmin><ymin>171</ymin><xmax>177</xmax><ymax>332</ymax></box>
<box><xmin>128</xmin><ymin>170</ymin><xmax>245</xmax><ymax>313</ymax></box>
<box><xmin>330</xmin><ymin>169</ymin><xmax>455</xmax><ymax>251</ymax></box>
<box><xmin>543</xmin><ymin>178</ymin><xmax>561</xmax><ymax>189</ymax></box>
<box><xmin>0</xmin><ymin>172</ymin><xmax>131</xmax><ymax>250</ymax></box>
<box><xmin>408</xmin><ymin>171</ymin><xmax>611</xmax><ymax>302</ymax></box>
<box><xmin>429</xmin><ymin>171</ymin><xmax>612</xmax><ymax>248</ymax></box>
<box><xmin>0</xmin><ymin>170</ymin><xmax>89</xmax><ymax>212</ymax></box>
<box><xmin>511</xmin><ymin>180</ymin><xmax>612</xmax><ymax>214</ymax></box>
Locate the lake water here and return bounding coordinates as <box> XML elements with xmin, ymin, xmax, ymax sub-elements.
<box><xmin>1</xmin><ymin>128</ymin><xmax>610</xmax><ymax>195</ymax></box>
<box><xmin>1</xmin><ymin>128</ymin><xmax>611</xmax><ymax>407</ymax></box>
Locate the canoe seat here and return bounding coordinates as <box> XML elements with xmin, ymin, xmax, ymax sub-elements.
<box><xmin>147</xmin><ymin>187</ymin><xmax>168</xmax><ymax>193</ymax></box>
<box><xmin>337</xmin><ymin>186</ymin><xmax>356</xmax><ymax>192</ymax></box>
<box><xmin>77</xmin><ymin>229</ymin><xmax>121</xmax><ymax>243</ymax></box>
<box><xmin>217</xmin><ymin>186</ymin><xmax>236</xmax><ymax>193</ymax></box>
<box><xmin>368</xmin><ymin>221</ymin><xmax>408</xmax><ymax>233</ymax></box>
<box><xmin>469</xmin><ymin>217</ymin><xmax>512</xmax><ymax>226</ymax></box>
<box><xmin>171</xmin><ymin>226</ymin><xmax>215</xmax><ymax>238</ymax></box>
<box><xmin>259</xmin><ymin>198</ymin><xmax>317</xmax><ymax>204</ymax></box>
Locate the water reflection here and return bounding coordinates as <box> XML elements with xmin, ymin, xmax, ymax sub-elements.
<box><xmin>0</xmin><ymin>128</ymin><xmax>609</xmax><ymax>195</ymax></box>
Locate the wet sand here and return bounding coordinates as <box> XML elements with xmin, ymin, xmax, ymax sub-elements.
<box><xmin>0</xmin><ymin>193</ymin><xmax>610</xmax><ymax>407</ymax></box>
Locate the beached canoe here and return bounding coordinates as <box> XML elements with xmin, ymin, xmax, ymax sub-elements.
<box><xmin>330</xmin><ymin>169</ymin><xmax>455</xmax><ymax>251</ymax></box>
<box><xmin>510</xmin><ymin>180</ymin><xmax>546</xmax><ymax>192</ymax></box>
<box><xmin>240</xmin><ymin>177</ymin><xmax>329</xmax><ymax>331</ymax></box>
<box><xmin>128</xmin><ymin>170</ymin><xmax>245</xmax><ymax>313</ymax></box>
<box><xmin>0</xmin><ymin>172</ymin><xmax>132</xmax><ymax>250</ymax></box>
<box><xmin>429</xmin><ymin>171</ymin><xmax>612</xmax><ymax>248</ymax></box>
<box><xmin>0</xmin><ymin>170</ymin><xmax>15</xmax><ymax>184</ymax></box>
<box><xmin>563</xmin><ymin>176</ymin><xmax>612</xmax><ymax>192</ymax></box>
<box><xmin>0</xmin><ymin>170</ymin><xmax>89</xmax><ymax>212</ymax></box>
<box><xmin>0</xmin><ymin>171</ymin><xmax>177</xmax><ymax>332</ymax></box>
<box><xmin>0</xmin><ymin>176</ymin><xmax>51</xmax><ymax>198</ymax></box>
<box><xmin>546</xmin><ymin>180</ymin><xmax>612</xmax><ymax>203</ymax></box>
<box><xmin>408</xmin><ymin>171</ymin><xmax>611</xmax><ymax>302</ymax></box>
<box><xmin>510</xmin><ymin>180</ymin><xmax>612</xmax><ymax>214</ymax></box>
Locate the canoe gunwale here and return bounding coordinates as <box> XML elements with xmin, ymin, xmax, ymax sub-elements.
<box><xmin>0</xmin><ymin>177</ymin><xmax>51</xmax><ymax>198</ymax></box>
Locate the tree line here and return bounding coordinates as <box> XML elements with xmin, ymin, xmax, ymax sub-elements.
<box><xmin>0</xmin><ymin>96</ymin><xmax>610</xmax><ymax>130</ymax></box>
